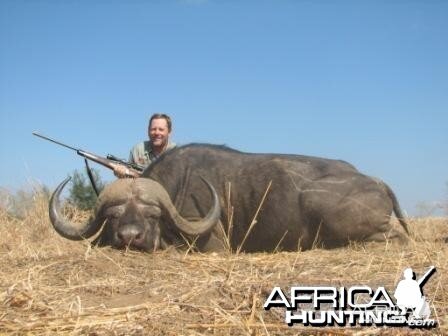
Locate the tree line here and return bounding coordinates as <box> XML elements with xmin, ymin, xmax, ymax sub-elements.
<box><xmin>0</xmin><ymin>169</ymin><xmax>104</xmax><ymax>218</ymax></box>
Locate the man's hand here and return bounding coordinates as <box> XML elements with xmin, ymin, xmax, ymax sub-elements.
<box><xmin>112</xmin><ymin>163</ymin><xmax>140</xmax><ymax>178</ymax></box>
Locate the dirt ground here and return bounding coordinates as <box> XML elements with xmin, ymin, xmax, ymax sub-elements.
<box><xmin>0</xmin><ymin>196</ymin><xmax>447</xmax><ymax>335</ymax></box>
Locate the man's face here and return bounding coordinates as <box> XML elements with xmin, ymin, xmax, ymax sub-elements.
<box><xmin>148</xmin><ymin>118</ymin><xmax>170</xmax><ymax>149</ymax></box>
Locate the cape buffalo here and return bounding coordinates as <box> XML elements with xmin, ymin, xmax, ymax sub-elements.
<box><xmin>49</xmin><ymin>144</ymin><xmax>409</xmax><ymax>252</ymax></box>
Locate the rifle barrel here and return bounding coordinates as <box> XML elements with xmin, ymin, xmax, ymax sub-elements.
<box><xmin>417</xmin><ymin>266</ymin><xmax>435</xmax><ymax>286</ymax></box>
<box><xmin>32</xmin><ymin>132</ymin><xmax>79</xmax><ymax>152</ymax></box>
<box><xmin>33</xmin><ymin>131</ymin><xmax>142</xmax><ymax>177</ymax></box>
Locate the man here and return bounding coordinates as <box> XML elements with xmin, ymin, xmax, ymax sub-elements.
<box><xmin>394</xmin><ymin>267</ymin><xmax>431</xmax><ymax>319</ymax></box>
<box><xmin>114</xmin><ymin>113</ymin><xmax>176</xmax><ymax>178</ymax></box>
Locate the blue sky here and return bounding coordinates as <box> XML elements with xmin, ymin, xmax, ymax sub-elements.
<box><xmin>0</xmin><ymin>0</ymin><xmax>447</xmax><ymax>216</ymax></box>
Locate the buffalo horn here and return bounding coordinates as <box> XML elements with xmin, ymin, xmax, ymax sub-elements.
<box><xmin>49</xmin><ymin>177</ymin><xmax>103</xmax><ymax>240</ymax></box>
<box><xmin>160</xmin><ymin>177</ymin><xmax>221</xmax><ymax>236</ymax></box>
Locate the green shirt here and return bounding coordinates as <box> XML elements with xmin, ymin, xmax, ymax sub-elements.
<box><xmin>128</xmin><ymin>140</ymin><xmax>176</xmax><ymax>169</ymax></box>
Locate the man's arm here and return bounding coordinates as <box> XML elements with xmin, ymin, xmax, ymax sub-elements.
<box><xmin>113</xmin><ymin>163</ymin><xmax>140</xmax><ymax>178</ymax></box>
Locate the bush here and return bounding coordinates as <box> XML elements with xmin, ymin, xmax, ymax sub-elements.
<box><xmin>67</xmin><ymin>168</ymin><xmax>105</xmax><ymax>210</ymax></box>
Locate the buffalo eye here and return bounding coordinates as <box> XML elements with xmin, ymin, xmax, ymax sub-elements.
<box><xmin>141</xmin><ymin>206</ymin><xmax>161</xmax><ymax>220</ymax></box>
<box><xmin>143</xmin><ymin>212</ymin><xmax>159</xmax><ymax>221</ymax></box>
<box><xmin>104</xmin><ymin>206</ymin><xmax>124</xmax><ymax>220</ymax></box>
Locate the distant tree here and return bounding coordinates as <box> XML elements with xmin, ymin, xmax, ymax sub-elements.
<box><xmin>443</xmin><ymin>181</ymin><xmax>448</xmax><ymax>215</ymax></box>
<box><xmin>416</xmin><ymin>182</ymin><xmax>448</xmax><ymax>217</ymax></box>
<box><xmin>68</xmin><ymin>168</ymin><xmax>105</xmax><ymax>210</ymax></box>
<box><xmin>415</xmin><ymin>201</ymin><xmax>439</xmax><ymax>217</ymax></box>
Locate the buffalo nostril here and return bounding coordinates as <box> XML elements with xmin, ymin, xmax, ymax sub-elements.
<box><xmin>133</xmin><ymin>233</ymin><xmax>147</xmax><ymax>248</ymax></box>
<box><xmin>117</xmin><ymin>232</ymin><xmax>131</xmax><ymax>245</ymax></box>
<box><xmin>117</xmin><ymin>226</ymin><xmax>142</xmax><ymax>245</ymax></box>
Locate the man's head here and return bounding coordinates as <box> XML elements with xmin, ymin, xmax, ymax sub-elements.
<box><xmin>147</xmin><ymin>113</ymin><xmax>172</xmax><ymax>154</ymax></box>
<box><xmin>404</xmin><ymin>268</ymin><xmax>414</xmax><ymax>280</ymax></box>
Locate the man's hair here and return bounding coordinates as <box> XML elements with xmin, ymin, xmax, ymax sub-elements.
<box><xmin>149</xmin><ymin>113</ymin><xmax>172</xmax><ymax>132</ymax></box>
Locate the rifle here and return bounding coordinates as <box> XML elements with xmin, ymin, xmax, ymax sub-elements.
<box><xmin>33</xmin><ymin>132</ymin><xmax>143</xmax><ymax>193</ymax></box>
<box><xmin>417</xmin><ymin>266</ymin><xmax>436</xmax><ymax>287</ymax></box>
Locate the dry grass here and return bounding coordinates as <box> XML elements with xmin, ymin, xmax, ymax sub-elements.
<box><xmin>0</xmin><ymin>194</ymin><xmax>447</xmax><ymax>335</ymax></box>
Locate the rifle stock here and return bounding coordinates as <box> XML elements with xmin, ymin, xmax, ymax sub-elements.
<box><xmin>77</xmin><ymin>149</ymin><xmax>116</xmax><ymax>171</ymax></box>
